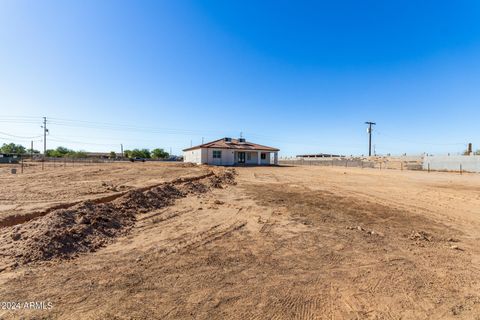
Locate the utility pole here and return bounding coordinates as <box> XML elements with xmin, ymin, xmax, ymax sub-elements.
<box><xmin>30</xmin><ymin>140</ymin><xmax>33</xmax><ymax>159</ymax></box>
<box><xmin>41</xmin><ymin>117</ymin><xmax>49</xmax><ymax>156</ymax></box>
<box><xmin>365</xmin><ymin>122</ymin><xmax>376</xmax><ymax>157</ymax></box>
<box><xmin>120</xmin><ymin>144</ymin><xmax>124</xmax><ymax>158</ymax></box>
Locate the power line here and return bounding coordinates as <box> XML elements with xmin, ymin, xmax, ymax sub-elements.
<box><xmin>48</xmin><ymin>136</ymin><xmax>120</xmax><ymax>146</ymax></box>
<box><xmin>0</xmin><ymin>119</ymin><xmax>42</xmax><ymax>124</ymax></box>
<box><xmin>0</xmin><ymin>135</ymin><xmax>42</xmax><ymax>143</ymax></box>
<box><xmin>0</xmin><ymin>115</ymin><xmax>41</xmax><ymax>118</ymax></box>
<box><xmin>48</xmin><ymin>117</ymin><xmax>228</xmax><ymax>135</ymax></box>
<box><xmin>0</xmin><ymin>115</ymin><xmax>370</xmax><ymax>148</ymax></box>
<box><xmin>0</xmin><ymin>115</ymin><xmax>472</xmax><ymax>154</ymax></box>
<box><xmin>0</xmin><ymin>131</ymin><xmax>42</xmax><ymax>139</ymax></box>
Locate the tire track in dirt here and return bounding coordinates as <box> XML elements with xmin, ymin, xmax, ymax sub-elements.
<box><xmin>136</xmin><ymin>208</ymin><xmax>192</xmax><ymax>230</ymax></box>
<box><xmin>147</xmin><ymin>220</ymin><xmax>247</xmax><ymax>260</ymax></box>
<box><xmin>236</xmin><ymin>179</ymin><xmax>480</xmax><ymax>319</ymax></box>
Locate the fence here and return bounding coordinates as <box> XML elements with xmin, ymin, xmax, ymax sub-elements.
<box><xmin>280</xmin><ymin>158</ymin><xmax>374</xmax><ymax>168</ymax></box>
<box><xmin>279</xmin><ymin>157</ymin><xmax>423</xmax><ymax>171</ymax></box>
<box><xmin>423</xmin><ymin>155</ymin><xmax>480</xmax><ymax>173</ymax></box>
<box><xmin>0</xmin><ymin>157</ymin><xmax>128</xmax><ymax>174</ymax></box>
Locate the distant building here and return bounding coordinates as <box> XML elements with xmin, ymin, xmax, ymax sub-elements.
<box><xmin>297</xmin><ymin>153</ymin><xmax>345</xmax><ymax>158</ymax></box>
<box><xmin>183</xmin><ymin>137</ymin><xmax>279</xmax><ymax>166</ymax></box>
<box><xmin>0</xmin><ymin>153</ymin><xmax>20</xmax><ymax>164</ymax></box>
<box><xmin>84</xmin><ymin>152</ymin><xmax>111</xmax><ymax>159</ymax></box>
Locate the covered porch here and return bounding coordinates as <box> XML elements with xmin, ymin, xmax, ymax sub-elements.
<box><xmin>233</xmin><ymin>150</ymin><xmax>278</xmax><ymax>165</ymax></box>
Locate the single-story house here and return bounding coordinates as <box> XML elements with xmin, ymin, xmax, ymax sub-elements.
<box><xmin>0</xmin><ymin>153</ymin><xmax>19</xmax><ymax>164</ymax></box>
<box><xmin>84</xmin><ymin>152</ymin><xmax>111</xmax><ymax>159</ymax></box>
<box><xmin>183</xmin><ymin>137</ymin><xmax>279</xmax><ymax>166</ymax></box>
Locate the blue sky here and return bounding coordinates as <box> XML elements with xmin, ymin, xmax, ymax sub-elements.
<box><xmin>1</xmin><ymin>0</ymin><xmax>480</xmax><ymax>156</ymax></box>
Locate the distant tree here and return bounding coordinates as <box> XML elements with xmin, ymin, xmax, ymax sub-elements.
<box><xmin>45</xmin><ymin>149</ymin><xmax>59</xmax><ymax>157</ymax></box>
<box><xmin>55</xmin><ymin>146</ymin><xmax>71</xmax><ymax>156</ymax></box>
<box><xmin>123</xmin><ymin>150</ymin><xmax>132</xmax><ymax>158</ymax></box>
<box><xmin>476</xmin><ymin>150</ymin><xmax>480</xmax><ymax>155</ymax></box>
<box><xmin>46</xmin><ymin>146</ymin><xmax>75</xmax><ymax>158</ymax></box>
<box><xmin>129</xmin><ymin>149</ymin><xmax>141</xmax><ymax>158</ymax></box>
<box><xmin>126</xmin><ymin>148</ymin><xmax>151</xmax><ymax>159</ymax></box>
<box><xmin>74</xmin><ymin>151</ymin><xmax>87</xmax><ymax>158</ymax></box>
<box><xmin>109</xmin><ymin>151</ymin><xmax>116</xmax><ymax>159</ymax></box>
<box><xmin>65</xmin><ymin>150</ymin><xmax>87</xmax><ymax>158</ymax></box>
<box><xmin>140</xmin><ymin>148</ymin><xmax>151</xmax><ymax>159</ymax></box>
<box><xmin>45</xmin><ymin>146</ymin><xmax>83</xmax><ymax>158</ymax></box>
<box><xmin>0</xmin><ymin>143</ymin><xmax>26</xmax><ymax>154</ymax></box>
<box><xmin>151</xmin><ymin>148</ymin><xmax>169</xmax><ymax>159</ymax></box>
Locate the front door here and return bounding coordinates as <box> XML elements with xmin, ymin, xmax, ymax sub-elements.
<box><xmin>238</xmin><ymin>152</ymin><xmax>246</xmax><ymax>164</ymax></box>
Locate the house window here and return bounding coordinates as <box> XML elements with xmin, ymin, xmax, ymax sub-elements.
<box><xmin>213</xmin><ymin>150</ymin><xmax>222</xmax><ymax>159</ymax></box>
<box><xmin>261</xmin><ymin>153</ymin><xmax>266</xmax><ymax>160</ymax></box>
<box><xmin>247</xmin><ymin>153</ymin><xmax>251</xmax><ymax>161</ymax></box>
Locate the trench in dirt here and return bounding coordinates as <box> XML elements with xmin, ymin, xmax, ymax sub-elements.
<box><xmin>0</xmin><ymin>172</ymin><xmax>216</xmax><ymax>229</ymax></box>
<box><xmin>0</xmin><ymin>170</ymin><xmax>235</xmax><ymax>269</ymax></box>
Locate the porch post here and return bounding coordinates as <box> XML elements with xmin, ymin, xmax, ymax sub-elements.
<box><xmin>274</xmin><ymin>152</ymin><xmax>278</xmax><ymax>165</ymax></box>
<box><xmin>257</xmin><ymin>151</ymin><xmax>261</xmax><ymax>165</ymax></box>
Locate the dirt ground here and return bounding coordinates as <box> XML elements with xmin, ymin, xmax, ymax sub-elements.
<box><xmin>0</xmin><ymin>162</ymin><xmax>210</xmax><ymax>225</ymax></box>
<box><xmin>1</xmin><ymin>164</ymin><xmax>480</xmax><ymax>319</ymax></box>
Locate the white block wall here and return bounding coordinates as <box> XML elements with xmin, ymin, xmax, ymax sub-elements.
<box><xmin>183</xmin><ymin>149</ymin><xmax>209</xmax><ymax>164</ymax></box>
<box><xmin>206</xmin><ymin>149</ymin><xmax>235</xmax><ymax>166</ymax></box>
<box><xmin>423</xmin><ymin>155</ymin><xmax>480</xmax><ymax>172</ymax></box>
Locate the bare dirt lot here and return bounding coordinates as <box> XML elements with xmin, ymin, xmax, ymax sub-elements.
<box><xmin>1</xmin><ymin>163</ymin><xmax>480</xmax><ymax>319</ymax></box>
<box><xmin>0</xmin><ymin>162</ymin><xmax>210</xmax><ymax>226</ymax></box>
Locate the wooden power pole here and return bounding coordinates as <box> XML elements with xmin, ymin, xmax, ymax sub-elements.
<box><xmin>365</xmin><ymin>122</ymin><xmax>376</xmax><ymax>157</ymax></box>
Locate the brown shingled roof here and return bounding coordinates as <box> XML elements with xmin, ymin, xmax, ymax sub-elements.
<box><xmin>183</xmin><ymin>138</ymin><xmax>279</xmax><ymax>152</ymax></box>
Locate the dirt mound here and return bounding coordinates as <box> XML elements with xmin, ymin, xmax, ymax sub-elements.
<box><xmin>116</xmin><ymin>184</ymin><xmax>184</xmax><ymax>213</ymax></box>
<box><xmin>208</xmin><ymin>168</ymin><xmax>237</xmax><ymax>188</ymax></box>
<box><xmin>181</xmin><ymin>181</ymin><xmax>210</xmax><ymax>194</ymax></box>
<box><xmin>0</xmin><ymin>169</ymin><xmax>236</xmax><ymax>267</ymax></box>
<box><xmin>179</xmin><ymin>169</ymin><xmax>236</xmax><ymax>193</ymax></box>
<box><xmin>176</xmin><ymin>162</ymin><xmax>197</xmax><ymax>168</ymax></box>
<box><xmin>3</xmin><ymin>201</ymin><xmax>136</xmax><ymax>264</ymax></box>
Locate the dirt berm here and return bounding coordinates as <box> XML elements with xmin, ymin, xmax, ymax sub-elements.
<box><xmin>0</xmin><ymin>168</ymin><xmax>236</xmax><ymax>268</ymax></box>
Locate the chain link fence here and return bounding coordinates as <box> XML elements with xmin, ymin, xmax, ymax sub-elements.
<box><xmin>0</xmin><ymin>156</ymin><xmax>128</xmax><ymax>174</ymax></box>
<box><xmin>279</xmin><ymin>157</ymin><xmax>423</xmax><ymax>171</ymax></box>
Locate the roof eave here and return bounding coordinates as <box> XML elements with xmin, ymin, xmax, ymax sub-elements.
<box><xmin>183</xmin><ymin>146</ymin><xmax>279</xmax><ymax>152</ymax></box>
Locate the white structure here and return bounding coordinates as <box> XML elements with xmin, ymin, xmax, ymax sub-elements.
<box><xmin>423</xmin><ymin>155</ymin><xmax>480</xmax><ymax>173</ymax></box>
<box><xmin>183</xmin><ymin>137</ymin><xmax>279</xmax><ymax>166</ymax></box>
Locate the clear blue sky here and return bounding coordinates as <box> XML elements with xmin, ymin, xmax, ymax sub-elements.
<box><xmin>1</xmin><ymin>0</ymin><xmax>480</xmax><ymax>156</ymax></box>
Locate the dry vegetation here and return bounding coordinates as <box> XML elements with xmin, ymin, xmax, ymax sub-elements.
<box><xmin>0</xmin><ymin>162</ymin><xmax>480</xmax><ymax>319</ymax></box>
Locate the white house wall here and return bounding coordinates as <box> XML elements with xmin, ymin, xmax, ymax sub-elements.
<box><xmin>206</xmin><ymin>148</ymin><xmax>235</xmax><ymax>165</ymax></box>
<box><xmin>244</xmin><ymin>151</ymin><xmax>270</xmax><ymax>164</ymax></box>
<box><xmin>184</xmin><ymin>148</ymin><xmax>277</xmax><ymax>166</ymax></box>
<box><xmin>183</xmin><ymin>149</ymin><xmax>203</xmax><ymax>164</ymax></box>
<box><xmin>244</xmin><ymin>151</ymin><xmax>258</xmax><ymax>165</ymax></box>
<box><xmin>201</xmin><ymin>148</ymin><xmax>208</xmax><ymax>163</ymax></box>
